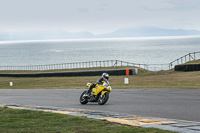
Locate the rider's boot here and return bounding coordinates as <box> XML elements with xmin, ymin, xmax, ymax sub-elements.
<box><xmin>87</xmin><ymin>89</ymin><xmax>91</xmax><ymax>95</ymax></box>
<box><xmin>87</xmin><ymin>89</ymin><xmax>93</xmax><ymax>97</ymax></box>
<box><xmin>87</xmin><ymin>83</ymin><xmax>96</xmax><ymax>96</ymax></box>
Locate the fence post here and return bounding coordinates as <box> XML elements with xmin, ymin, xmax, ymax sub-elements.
<box><xmin>189</xmin><ymin>53</ymin><xmax>191</xmax><ymax>61</ymax></box>
<box><xmin>181</xmin><ymin>57</ymin><xmax>183</xmax><ymax>64</ymax></box>
<box><xmin>184</xmin><ymin>55</ymin><xmax>186</xmax><ymax>62</ymax></box>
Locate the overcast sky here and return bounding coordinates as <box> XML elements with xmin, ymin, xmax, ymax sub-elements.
<box><xmin>0</xmin><ymin>0</ymin><xmax>200</xmax><ymax>35</ymax></box>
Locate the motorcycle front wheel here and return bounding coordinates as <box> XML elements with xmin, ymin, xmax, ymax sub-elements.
<box><xmin>98</xmin><ymin>92</ymin><xmax>109</xmax><ymax>105</ymax></box>
<box><xmin>80</xmin><ymin>91</ymin><xmax>88</xmax><ymax>104</ymax></box>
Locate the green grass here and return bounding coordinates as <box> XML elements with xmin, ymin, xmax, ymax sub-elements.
<box><xmin>0</xmin><ymin>70</ymin><xmax>200</xmax><ymax>89</ymax></box>
<box><xmin>0</xmin><ymin>107</ymin><xmax>176</xmax><ymax>133</ymax></box>
<box><xmin>183</xmin><ymin>59</ymin><xmax>200</xmax><ymax>64</ymax></box>
<box><xmin>0</xmin><ymin>61</ymin><xmax>200</xmax><ymax>89</ymax></box>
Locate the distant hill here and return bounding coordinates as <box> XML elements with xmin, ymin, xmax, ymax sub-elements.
<box><xmin>1</xmin><ymin>27</ymin><xmax>200</xmax><ymax>41</ymax></box>
<box><xmin>96</xmin><ymin>27</ymin><xmax>200</xmax><ymax>38</ymax></box>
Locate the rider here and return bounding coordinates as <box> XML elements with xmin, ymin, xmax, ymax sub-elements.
<box><xmin>87</xmin><ymin>73</ymin><xmax>109</xmax><ymax>95</ymax></box>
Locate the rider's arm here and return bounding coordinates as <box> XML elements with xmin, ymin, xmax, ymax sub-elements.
<box><xmin>96</xmin><ymin>77</ymin><xmax>104</xmax><ymax>84</ymax></box>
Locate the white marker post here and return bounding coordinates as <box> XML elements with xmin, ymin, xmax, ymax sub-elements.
<box><xmin>9</xmin><ymin>82</ymin><xmax>13</xmax><ymax>87</ymax></box>
<box><xmin>124</xmin><ymin>78</ymin><xmax>129</xmax><ymax>84</ymax></box>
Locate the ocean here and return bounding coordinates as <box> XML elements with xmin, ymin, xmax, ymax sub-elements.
<box><xmin>0</xmin><ymin>36</ymin><xmax>200</xmax><ymax>67</ymax></box>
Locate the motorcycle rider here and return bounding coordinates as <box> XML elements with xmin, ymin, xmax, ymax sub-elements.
<box><xmin>87</xmin><ymin>73</ymin><xmax>109</xmax><ymax>95</ymax></box>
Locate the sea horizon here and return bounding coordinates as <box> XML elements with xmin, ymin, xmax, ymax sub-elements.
<box><xmin>1</xmin><ymin>35</ymin><xmax>200</xmax><ymax>44</ymax></box>
<box><xmin>0</xmin><ymin>35</ymin><xmax>200</xmax><ymax>70</ymax></box>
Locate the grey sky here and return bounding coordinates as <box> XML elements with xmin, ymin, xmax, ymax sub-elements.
<box><xmin>0</xmin><ymin>0</ymin><xmax>200</xmax><ymax>34</ymax></box>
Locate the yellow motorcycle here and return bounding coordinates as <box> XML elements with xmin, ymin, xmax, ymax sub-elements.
<box><xmin>80</xmin><ymin>81</ymin><xmax>112</xmax><ymax>105</ymax></box>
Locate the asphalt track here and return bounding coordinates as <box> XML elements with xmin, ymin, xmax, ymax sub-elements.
<box><xmin>0</xmin><ymin>88</ymin><xmax>200</xmax><ymax>122</ymax></box>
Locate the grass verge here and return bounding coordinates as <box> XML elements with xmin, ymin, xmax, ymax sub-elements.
<box><xmin>0</xmin><ymin>70</ymin><xmax>200</xmax><ymax>89</ymax></box>
<box><xmin>0</xmin><ymin>64</ymin><xmax>200</xmax><ymax>89</ymax></box>
<box><xmin>0</xmin><ymin>107</ymin><xmax>176</xmax><ymax>133</ymax></box>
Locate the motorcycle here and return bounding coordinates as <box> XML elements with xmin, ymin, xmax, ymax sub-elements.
<box><xmin>80</xmin><ymin>80</ymin><xmax>112</xmax><ymax>105</ymax></box>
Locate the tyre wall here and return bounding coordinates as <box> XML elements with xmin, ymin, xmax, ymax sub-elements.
<box><xmin>0</xmin><ymin>69</ymin><xmax>137</xmax><ymax>77</ymax></box>
<box><xmin>175</xmin><ymin>64</ymin><xmax>200</xmax><ymax>71</ymax></box>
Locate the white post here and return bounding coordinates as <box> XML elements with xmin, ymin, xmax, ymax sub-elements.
<box><xmin>124</xmin><ymin>78</ymin><xmax>129</xmax><ymax>84</ymax></box>
<box><xmin>10</xmin><ymin>82</ymin><xmax>13</xmax><ymax>87</ymax></box>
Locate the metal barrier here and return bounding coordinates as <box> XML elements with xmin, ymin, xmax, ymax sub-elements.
<box><xmin>0</xmin><ymin>60</ymin><xmax>168</xmax><ymax>71</ymax></box>
<box><xmin>0</xmin><ymin>52</ymin><xmax>199</xmax><ymax>72</ymax></box>
<box><xmin>169</xmin><ymin>52</ymin><xmax>200</xmax><ymax>69</ymax></box>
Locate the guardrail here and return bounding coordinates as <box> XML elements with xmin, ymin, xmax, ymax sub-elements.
<box><xmin>0</xmin><ymin>52</ymin><xmax>199</xmax><ymax>72</ymax></box>
<box><xmin>0</xmin><ymin>60</ymin><xmax>168</xmax><ymax>71</ymax></box>
<box><xmin>169</xmin><ymin>52</ymin><xmax>200</xmax><ymax>69</ymax></box>
<box><xmin>0</xmin><ymin>60</ymin><xmax>144</xmax><ymax>71</ymax></box>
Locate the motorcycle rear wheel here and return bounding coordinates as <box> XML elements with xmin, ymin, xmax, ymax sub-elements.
<box><xmin>80</xmin><ymin>91</ymin><xmax>88</xmax><ymax>104</ymax></box>
<box><xmin>98</xmin><ymin>92</ymin><xmax>109</xmax><ymax>105</ymax></box>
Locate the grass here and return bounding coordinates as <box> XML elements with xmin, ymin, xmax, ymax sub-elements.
<box><xmin>183</xmin><ymin>59</ymin><xmax>200</xmax><ymax>64</ymax></box>
<box><xmin>0</xmin><ymin>70</ymin><xmax>200</xmax><ymax>89</ymax></box>
<box><xmin>0</xmin><ymin>107</ymin><xmax>176</xmax><ymax>133</ymax></box>
<box><xmin>0</xmin><ymin>66</ymin><xmax>138</xmax><ymax>73</ymax></box>
<box><xmin>0</xmin><ymin>61</ymin><xmax>200</xmax><ymax>89</ymax></box>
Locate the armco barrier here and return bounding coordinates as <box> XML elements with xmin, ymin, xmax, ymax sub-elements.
<box><xmin>0</xmin><ymin>69</ymin><xmax>137</xmax><ymax>77</ymax></box>
<box><xmin>175</xmin><ymin>64</ymin><xmax>200</xmax><ymax>71</ymax></box>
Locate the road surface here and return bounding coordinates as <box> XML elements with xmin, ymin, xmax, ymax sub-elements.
<box><xmin>0</xmin><ymin>88</ymin><xmax>199</xmax><ymax>122</ymax></box>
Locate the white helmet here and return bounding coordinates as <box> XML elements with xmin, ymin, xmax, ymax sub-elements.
<box><xmin>102</xmin><ymin>73</ymin><xmax>109</xmax><ymax>80</ymax></box>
